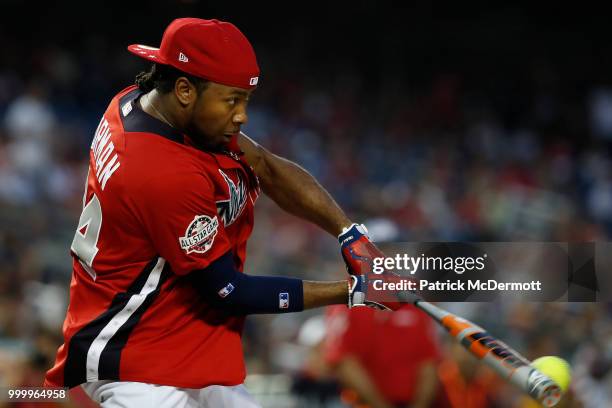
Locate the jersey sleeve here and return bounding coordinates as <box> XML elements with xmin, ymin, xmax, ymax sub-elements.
<box><xmin>133</xmin><ymin>168</ymin><xmax>230</xmax><ymax>275</ymax></box>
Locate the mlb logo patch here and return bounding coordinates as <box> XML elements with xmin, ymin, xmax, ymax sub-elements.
<box><xmin>279</xmin><ymin>292</ymin><xmax>289</xmax><ymax>309</ymax></box>
<box><xmin>121</xmin><ymin>101</ymin><xmax>132</xmax><ymax>117</ymax></box>
<box><xmin>218</xmin><ymin>283</ymin><xmax>235</xmax><ymax>298</ymax></box>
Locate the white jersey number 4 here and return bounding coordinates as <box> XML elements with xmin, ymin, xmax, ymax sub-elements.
<box><xmin>71</xmin><ymin>193</ymin><xmax>102</xmax><ymax>280</ymax></box>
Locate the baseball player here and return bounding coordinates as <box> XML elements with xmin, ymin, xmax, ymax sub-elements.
<box><xmin>43</xmin><ymin>18</ymin><xmax>398</xmax><ymax>407</ymax></box>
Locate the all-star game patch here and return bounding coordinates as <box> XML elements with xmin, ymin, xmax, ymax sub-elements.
<box><xmin>179</xmin><ymin>215</ymin><xmax>219</xmax><ymax>254</ymax></box>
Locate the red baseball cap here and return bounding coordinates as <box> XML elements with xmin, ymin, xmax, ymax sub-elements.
<box><xmin>128</xmin><ymin>18</ymin><xmax>260</xmax><ymax>89</ymax></box>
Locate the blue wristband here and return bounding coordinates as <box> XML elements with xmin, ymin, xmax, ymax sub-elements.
<box><xmin>189</xmin><ymin>251</ymin><xmax>304</xmax><ymax>314</ymax></box>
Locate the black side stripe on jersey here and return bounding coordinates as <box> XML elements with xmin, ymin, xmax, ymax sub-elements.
<box><xmin>63</xmin><ymin>257</ymin><xmax>169</xmax><ymax>388</ymax></box>
<box><xmin>98</xmin><ymin>261</ymin><xmax>171</xmax><ymax>380</ymax></box>
<box><xmin>119</xmin><ymin>88</ymin><xmax>184</xmax><ymax>144</ymax></box>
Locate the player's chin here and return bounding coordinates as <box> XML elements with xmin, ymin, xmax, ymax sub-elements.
<box><xmin>197</xmin><ymin>132</ymin><xmax>230</xmax><ymax>151</ymax></box>
<box><xmin>207</xmin><ymin>134</ymin><xmax>232</xmax><ymax>151</ymax></box>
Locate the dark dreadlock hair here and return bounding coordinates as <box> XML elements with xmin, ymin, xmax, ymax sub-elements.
<box><xmin>135</xmin><ymin>63</ymin><xmax>209</xmax><ymax>94</ymax></box>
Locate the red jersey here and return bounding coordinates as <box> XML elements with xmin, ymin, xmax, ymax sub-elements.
<box><xmin>324</xmin><ymin>305</ymin><xmax>440</xmax><ymax>404</ymax></box>
<box><xmin>45</xmin><ymin>86</ymin><xmax>259</xmax><ymax>389</ymax></box>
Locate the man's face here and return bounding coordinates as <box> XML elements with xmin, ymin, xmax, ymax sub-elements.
<box><xmin>187</xmin><ymin>82</ymin><xmax>254</xmax><ymax>151</ymax></box>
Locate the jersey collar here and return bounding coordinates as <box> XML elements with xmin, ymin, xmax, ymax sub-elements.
<box><xmin>119</xmin><ymin>88</ymin><xmax>185</xmax><ymax>145</ymax></box>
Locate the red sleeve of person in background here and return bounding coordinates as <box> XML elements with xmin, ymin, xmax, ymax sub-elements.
<box><xmin>324</xmin><ymin>304</ymin><xmax>441</xmax><ymax>404</ymax></box>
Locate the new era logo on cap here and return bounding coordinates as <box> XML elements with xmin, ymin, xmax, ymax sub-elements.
<box><xmin>178</xmin><ymin>52</ymin><xmax>189</xmax><ymax>63</ymax></box>
<box><xmin>249</xmin><ymin>77</ymin><xmax>258</xmax><ymax>86</ymax></box>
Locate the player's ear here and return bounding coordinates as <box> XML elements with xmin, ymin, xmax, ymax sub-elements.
<box><xmin>174</xmin><ymin>77</ymin><xmax>197</xmax><ymax>107</ymax></box>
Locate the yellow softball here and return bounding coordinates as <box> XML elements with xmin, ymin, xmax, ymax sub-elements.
<box><xmin>531</xmin><ymin>356</ymin><xmax>572</xmax><ymax>393</ymax></box>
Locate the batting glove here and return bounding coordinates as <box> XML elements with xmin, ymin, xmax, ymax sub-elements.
<box><xmin>340</xmin><ymin>224</ymin><xmax>419</xmax><ymax>310</ymax></box>
<box><xmin>338</xmin><ymin>223</ymin><xmax>385</xmax><ymax>276</ymax></box>
<box><xmin>348</xmin><ymin>273</ymin><xmax>419</xmax><ymax>311</ymax></box>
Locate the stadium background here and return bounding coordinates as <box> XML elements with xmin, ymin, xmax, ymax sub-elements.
<box><xmin>0</xmin><ymin>2</ymin><xmax>610</xmax><ymax>406</ymax></box>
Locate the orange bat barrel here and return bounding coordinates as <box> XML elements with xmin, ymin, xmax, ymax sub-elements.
<box><xmin>415</xmin><ymin>300</ymin><xmax>562</xmax><ymax>407</ymax></box>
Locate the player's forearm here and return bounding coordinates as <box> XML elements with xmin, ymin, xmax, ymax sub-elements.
<box><xmin>260</xmin><ymin>156</ymin><xmax>351</xmax><ymax>236</ymax></box>
<box><xmin>205</xmin><ymin>277</ymin><xmax>347</xmax><ymax>314</ymax></box>
<box><xmin>238</xmin><ymin>133</ymin><xmax>351</xmax><ymax>236</ymax></box>
<box><xmin>302</xmin><ymin>280</ymin><xmax>348</xmax><ymax>309</ymax></box>
<box><xmin>191</xmin><ymin>252</ymin><xmax>348</xmax><ymax>314</ymax></box>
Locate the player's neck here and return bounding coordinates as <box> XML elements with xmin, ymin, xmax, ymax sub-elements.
<box><xmin>141</xmin><ymin>90</ymin><xmax>181</xmax><ymax>130</ymax></box>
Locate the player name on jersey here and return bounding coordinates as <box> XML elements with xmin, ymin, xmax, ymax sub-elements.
<box><xmin>91</xmin><ymin>117</ymin><xmax>121</xmax><ymax>190</ymax></box>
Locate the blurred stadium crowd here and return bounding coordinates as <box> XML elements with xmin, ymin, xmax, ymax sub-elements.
<box><xmin>1</xmin><ymin>3</ymin><xmax>611</xmax><ymax>407</ymax></box>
